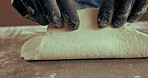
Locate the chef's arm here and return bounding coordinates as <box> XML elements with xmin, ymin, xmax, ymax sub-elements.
<box><xmin>12</xmin><ymin>0</ymin><xmax>80</xmax><ymax>30</ymax></box>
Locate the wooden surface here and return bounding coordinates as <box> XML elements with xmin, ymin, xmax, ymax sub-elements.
<box><xmin>0</xmin><ymin>22</ymin><xmax>148</xmax><ymax>78</ymax></box>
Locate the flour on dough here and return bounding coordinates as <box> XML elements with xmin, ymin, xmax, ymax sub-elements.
<box><xmin>21</xmin><ymin>8</ymin><xmax>148</xmax><ymax>61</ymax></box>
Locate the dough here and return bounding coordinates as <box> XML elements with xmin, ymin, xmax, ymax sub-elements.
<box><xmin>21</xmin><ymin>8</ymin><xmax>148</xmax><ymax>61</ymax></box>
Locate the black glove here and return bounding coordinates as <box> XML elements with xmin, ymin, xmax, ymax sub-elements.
<box><xmin>98</xmin><ymin>0</ymin><xmax>148</xmax><ymax>28</ymax></box>
<box><xmin>12</xmin><ymin>0</ymin><xmax>80</xmax><ymax>30</ymax></box>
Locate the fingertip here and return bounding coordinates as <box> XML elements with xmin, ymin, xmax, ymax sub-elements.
<box><xmin>68</xmin><ymin>21</ymin><xmax>80</xmax><ymax>30</ymax></box>
<box><xmin>111</xmin><ymin>21</ymin><xmax>124</xmax><ymax>28</ymax></box>
<box><xmin>111</xmin><ymin>15</ymin><xmax>127</xmax><ymax>28</ymax></box>
<box><xmin>53</xmin><ymin>21</ymin><xmax>64</xmax><ymax>28</ymax></box>
<box><xmin>98</xmin><ymin>23</ymin><xmax>108</xmax><ymax>28</ymax></box>
<box><xmin>98</xmin><ymin>20</ymin><xmax>109</xmax><ymax>28</ymax></box>
<box><xmin>51</xmin><ymin>15</ymin><xmax>64</xmax><ymax>28</ymax></box>
<box><xmin>56</xmin><ymin>0</ymin><xmax>80</xmax><ymax>30</ymax></box>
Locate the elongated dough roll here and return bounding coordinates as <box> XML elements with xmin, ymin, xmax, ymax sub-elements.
<box><xmin>21</xmin><ymin>8</ymin><xmax>148</xmax><ymax>61</ymax></box>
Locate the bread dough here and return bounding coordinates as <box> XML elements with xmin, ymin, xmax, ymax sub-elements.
<box><xmin>21</xmin><ymin>8</ymin><xmax>148</xmax><ymax>61</ymax></box>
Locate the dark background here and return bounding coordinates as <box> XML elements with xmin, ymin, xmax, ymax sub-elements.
<box><xmin>0</xmin><ymin>0</ymin><xmax>148</xmax><ymax>26</ymax></box>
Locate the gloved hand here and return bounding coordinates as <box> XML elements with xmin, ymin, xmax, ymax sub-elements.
<box><xmin>12</xmin><ymin>0</ymin><xmax>80</xmax><ymax>30</ymax></box>
<box><xmin>98</xmin><ymin>0</ymin><xmax>148</xmax><ymax>28</ymax></box>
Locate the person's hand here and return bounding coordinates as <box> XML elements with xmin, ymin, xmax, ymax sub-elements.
<box><xmin>98</xmin><ymin>0</ymin><xmax>148</xmax><ymax>28</ymax></box>
<box><xmin>12</xmin><ymin>0</ymin><xmax>80</xmax><ymax>30</ymax></box>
